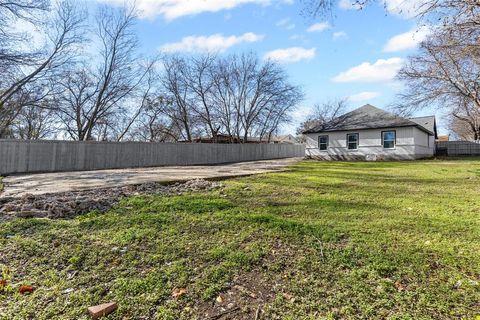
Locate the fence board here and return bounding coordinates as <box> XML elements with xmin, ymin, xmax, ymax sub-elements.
<box><xmin>0</xmin><ymin>139</ymin><xmax>305</xmax><ymax>175</ymax></box>
<box><xmin>435</xmin><ymin>141</ymin><xmax>480</xmax><ymax>156</ymax></box>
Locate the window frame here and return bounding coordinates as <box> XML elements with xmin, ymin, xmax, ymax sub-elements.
<box><xmin>381</xmin><ymin>130</ymin><xmax>396</xmax><ymax>149</ymax></box>
<box><xmin>346</xmin><ymin>133</ymin><xmax>359</xmax><ymax>150</ymax></box>
<box><xmin>318</xmin><ymin>135</ymin><xmax>329</xmax><ymax>151</ymax></box>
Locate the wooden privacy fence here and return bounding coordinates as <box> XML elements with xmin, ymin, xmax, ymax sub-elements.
<box><xmin>436</xmin><ymin>141</ymin><xmax>480</xmax><ymax>156</ymax></box>
<box><xmin>0</xmin><ymin>139</ymin><xmax>305</xmax><ymax>175</ymax></box>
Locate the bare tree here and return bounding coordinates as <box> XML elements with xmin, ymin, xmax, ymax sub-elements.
<box><xmin>158</xmin><ymin>53</ymin><xmax>302</xmax><ymax>143</ymax></box>
<box><xmin>0</xmin><ymin>0</ymin><xmax>50</xmax><ymax>69</ymax></box>
<box><xmin>303</xmin><ymin>1</ymin><xmax>480</xmax><ymax>144</ymax></box>
<box><xmin>111</xmin><ymin>59</ymin><xmax>160</xmax><ymax>142</ymax></box>
<box><xmin>300</xmin><ymin>0</ymin><xmax>337</xmax><ymax>18</ymax></box>
<box><xmin>215</xmin><ymin>53</ymin><xmax>303</xmax><ymax>142</ymax></box>
<box><xmin>161</xmin><ymin>56</ymin><xmax>196</xmax><ymax>141</ymax></box>
<box><xmin>304</xmin><ymin>0</ymin><xmax>480</xmax><ymax>63</ymax></box>
<box><xmin>448</xmin><ymin>100</ymin><xmax>480</xmax><ymax>141</ymax></box>
<box><xmin>12</xmin><ymin>103</ymin><xmax>58</xmax><ymax>139</ymax></box>
<box><xmin>303</xmin><ymin>0</ymin><xmax>480</xmax><ymax>22</ymax></box>
<box><xmin>303</xmin><ymin>0</ymin><xmax>480</xmax><ymax>59</ymax></box>
<box><xmin>130</xmin><ymin>95</ymin><xmax>180</xmax><ymax>142</ymax></box>
<box><xmin>418</xmin><ymin>1</ymin><xmax>480</xmax><ymax>35</ymax></box>
<box><xmin>0</xmin><ymin>0</ymin><xmax>85</xmax><ymax>137</ymax></box>
<box><xmin>396</xmin><ymin>31</ymin><xmax>480</xmax><ymax>130</ymax></box>
<box><xmin>254</xmin><ymin>101</ymin><xmax>293</xmax><ymax>142</ymax></box>
<box><xmin>210</xmin><ymin>57</ymin><xmax>240</xmax><ymax>141</ymax></box>
<box><xmin>187</xmin><ymin>55</ymin><xmax>223</xmax><ymax>141</ymax></box>
<box><xmin>375</xmin><ymin>1</ymin><xmax>480</xmax><ymax>141</ymax></box>
<box><xmin>160</xmin><ymin>55</ymin><xmax>222</xmax><ymax>142</ymax></box>
<box><xmin>55</xmin><ymin>68</ymin><xmax>95</xmax><ymax>140</ymax></box>
<box><xmin>297</xmin><ymin>98</ymin><xmax>348</xmax><ymax>137</ymax></box>
<box><xmin>55</xmin><ymin>5</ymin><xmax>152</xmax><ymax>141</ymax></box>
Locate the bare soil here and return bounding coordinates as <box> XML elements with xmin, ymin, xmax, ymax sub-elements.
<box><xmin>0</xmin><ymin>179</ymin><xmax>223</xmax><ymax>220</ymax></box>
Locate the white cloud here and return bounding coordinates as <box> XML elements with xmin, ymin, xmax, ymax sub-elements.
<box><xmin>333</xmin><ymin>31</ymin><xmax>348</xmax><ymax>40</ymax></box>
<box><xmin>339</xmin><ymin>0</ymin><xmax>362</xmax><ymax>10</ymax></box>
<box><xmin>276</xmin><ymin>18</ymin><xmax>295</xmax><ymax>30</ymax></box>
<box><xmin>332</xmin><ymin>57</ymin><xmax>404</xmax><ymax>83</ymax></box>
<box><xmin>12</xmin><ymin>20</ymin><xmax>45</xmax><ymax>51</ymax></box>
<box><xmin>289</xmin><ymin>34</ymin><xmax>305</xmax><ymax>41</ymax></box>
<box><xmin>290</xmin><ymin>104</ymin><xmax>313</xmax><ymax>120</ymax></box>
<box><xmin>340</xmin><ymin>0</ymin><xmax>427</xmax><ymax>18</ymax></box>
<box><xmin>347</xmin><ymin>91</ymin><xmax>381</xmax><ymax>102</ymax></box>
<box><xmin>276</xmin><ymin>18</ymin><xmax>288</xmax><ymax>26</ymax></box>
<box><xmin>160</xmin><ymin>32</ymin><xmax>263</xmax><ymax>53</ymax></box>
<box><xmin>264</xmin><ymin>47</ymin><xmax>316</xmax><ymax>63</ymax></box>
<box><xmin>384</xmin><ymin>0</ymin><xmax>427</xmax><ymax>18</ymax></box>
<box><xmin>307</xmin><ymin>22</ymin><xmax>330</xmax><ymax>32</ymax></box>
<box><xmin>383</xmin><ymin>26</ymin><xmax>430</xmax><ymax>52</ymax></box>
<box><xmin>98</xmin><ymin>0</ymin><xmax>292</xmax><ymax>20</ymax></box>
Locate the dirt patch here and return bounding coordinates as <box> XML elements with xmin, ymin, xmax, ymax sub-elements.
<box><xmin>0</xmin><ymin>179</ymin><xmax>223</xmax><ymax>220</ymax></box>
<box><xmin>1</xmin><ymin>158</ymin><xmax>301</xmax><ymax>198</ymax></box>
<box><xmin>194</xmin><ymin>240</ymin><xmax>304</xmax><ymax>320</ymax></box>
<box><xmin>195</xmin><ymin>270</ymin><xmax>276</xmax><ymax>320</ymax></box>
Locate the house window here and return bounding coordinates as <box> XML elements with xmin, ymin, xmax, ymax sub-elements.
<box><xmin>347</xmin><ymin>133</ymin><xmax>359</xmax><ymax>150</ymax></box>
<box><xmin>382</xmin><ymin>131</ymin><xmax>396</xmax><ymax>149</ymax></box>
<box><xmin>318</xmin><ymin>135</ymin><xmax>329</xmax><ymax>151</ymax></box>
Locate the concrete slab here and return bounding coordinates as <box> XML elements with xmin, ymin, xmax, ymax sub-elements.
<box><xmin>1</xmin><ymin>158</ymin><xmax>301</xmax><ymax>198</ymax></box>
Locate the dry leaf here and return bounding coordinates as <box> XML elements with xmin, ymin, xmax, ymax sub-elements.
<box><xmin>394</xmin><ymin>281</ymin><xmax>405</xmax><ymax>292</ymax></box>
<box><xmin>0</xmin><ymin>279</ymin><xmax>7</xmax><ymax>291</ymax></box>
<box><xmin>234</xmin><ymin>284</ymin><xmax>256</xmax><ymax>298</ymax></box>
<box><xmin>216</xmin><ymin>295</ymin><xmax>224</xmax><ymax>303</ymax></box>
<box><xmin>282</xmin><ymin>293</ymin><xmax>295</xmax><ymax>302</ymax></box>
<box><xmin>19</xmin><ymin>285</ymin><xmax>34</xmax><ymax>294</ymax></box>
<box><xmin>111</xmin><ymin>260</ymin><xmax>121</xmax><ymax>267</ymax></box>
<box><xmin>172</xmin><ymin>288</ymin><xmax>187</xmax><ymax>299</ymax></box>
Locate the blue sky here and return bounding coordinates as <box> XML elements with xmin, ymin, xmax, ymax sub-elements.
<box><xmin>96</xmin><ymin>0</ymin><xmax>446</xmax><ymax>134</ymax></box>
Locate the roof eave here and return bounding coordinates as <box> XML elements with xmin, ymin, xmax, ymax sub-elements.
<box><xmin>303</xmin><ymin>124</ymin><xmax>434</xmax><ymax>135</ymax></box>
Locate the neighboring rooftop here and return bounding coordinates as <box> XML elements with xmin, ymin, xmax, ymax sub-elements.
<box><xmin>188</xmin><ymin>134</ymin><xmax>298</xmax><ymax>144</ymax></box>
<box><xmin>437</xmin><ymin>135</ymin><xmax>449</xmax><ymax>142</ymax></box>
<box><xmin>303</xmin><ymin>104</ymin><xmax>436</xmax><ymax>136</ymax></box>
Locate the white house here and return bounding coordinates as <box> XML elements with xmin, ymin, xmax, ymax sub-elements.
<box><xmin>303</xmin><ymin>104</ymin><xmax>438</xmax><ymax>160</ymax></box>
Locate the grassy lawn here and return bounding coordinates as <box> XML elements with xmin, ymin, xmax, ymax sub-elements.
<box><xmin>1</xmin><ymin>159</ymin><xmax>479</xmax><ymax>319</ymax></box>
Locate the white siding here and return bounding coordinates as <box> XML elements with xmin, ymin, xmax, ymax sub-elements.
<box><xmin>412</xmin><ymin>127</ymin><xmax>435</xmax><ymax>157</ymax></box>
<box><xmin>413</xmin><ymin>127</ymin><xmax>428</xmax><ymax>146</ymax></box>
<box><xmin>305</xmin><ymin>126</ymin><xmax>434</xmax><ymax>160</ymax></box>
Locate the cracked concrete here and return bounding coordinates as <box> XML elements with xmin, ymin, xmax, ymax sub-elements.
<box><xmin>1</xmin><ymin>158</ymin><xmax>301</xmax><ymax>198</ymax></box>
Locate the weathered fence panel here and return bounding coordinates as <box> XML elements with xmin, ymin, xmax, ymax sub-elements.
<box><xmin>435</xmin><ymin>141</ymin><xmax>480</xmax><ymax>156</ymax></box>
<box><xmin>0</xmin><ymin>139</ymin><xmax>305</xmax><ymax>175</ymax></box>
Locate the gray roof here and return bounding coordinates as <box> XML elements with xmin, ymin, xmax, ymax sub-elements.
<box><xmin>409</xmin><ymin>116</ymin><xmax>437</xmax><ymax>138</ymax></box>
<box><xmin>303</xmin><ymin>104</ymin><xmax>435</xmax><ymax>135</ymax></box>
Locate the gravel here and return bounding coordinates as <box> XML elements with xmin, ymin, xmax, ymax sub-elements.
<box><xmin>0</xmin><ymin>179</ymin><xmax>223</xmax><ymax>220</ymax></box>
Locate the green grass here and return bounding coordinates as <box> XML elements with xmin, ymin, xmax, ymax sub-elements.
<box><xmin>1</xmin><ymin>159</ymin><xmax>479</xmax><ymax>319</ymax></box>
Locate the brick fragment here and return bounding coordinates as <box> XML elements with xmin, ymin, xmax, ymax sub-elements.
<box><xmin>87</xmin><ymin>302</ymin><xmax>117</xmax><ymax>319</ymax></box>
